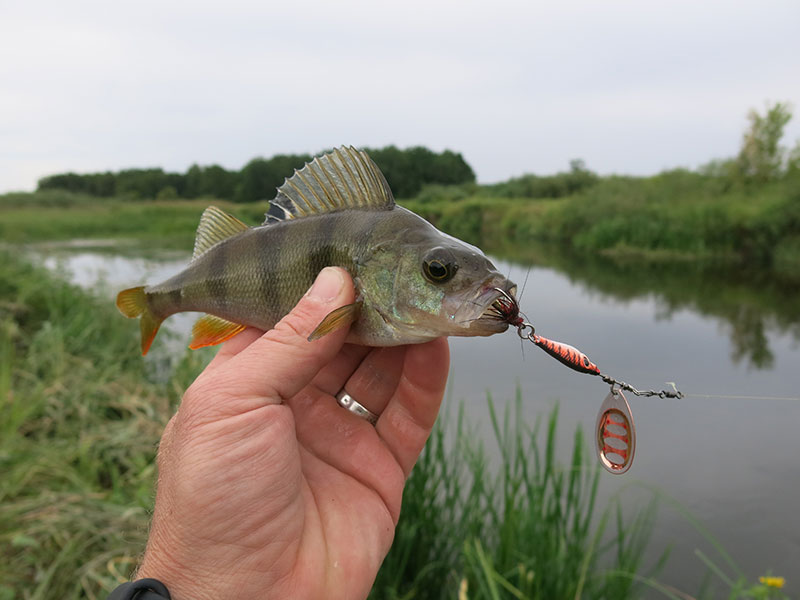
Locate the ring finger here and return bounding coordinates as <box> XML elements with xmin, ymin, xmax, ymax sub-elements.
<box><xmin>334</xmin><ymin>345</ymin><xmax>407</xmax><ymax>421</ymax></box>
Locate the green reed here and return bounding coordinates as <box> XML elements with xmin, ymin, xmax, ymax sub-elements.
<box><xmin>370</xmin><ymin>396</ymin><xmax>670</xmax><ymax>600</ymax></box>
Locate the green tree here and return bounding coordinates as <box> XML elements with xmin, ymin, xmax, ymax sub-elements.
<box><xmin>156</xmin><ymin>185</ymin><xmax>178</xmax><ymax>200</ymax></box>
<box><xmin>736</xmin><ymin>101</ymin><xmax>793</xmax><ymax>183</ymax></box>
<box><xmin>367</xmin><ymin>146</ymin><xmax>475</xmax><ymax>198</ymax></box>
<box><xmin>787</xmin><ymin>139</ymin><xmax>800</xmax><ymax>175</ymax></box>
<box><xmin>185</xmin><ymin>164</ymin><xmax>204</xmax><ymax>198</ymax></box>
<box><xmin>202</xmin><ymin>165</ymin><xmax>236</xmax><ymax>199</ymax></box>
<box><xmin>115</xmin><ymin>168</ymin><xmax>171</xmax><ymax>199</ymax></box>
<box><xmin>86</xmin><ymin>172</ymin><xmax>116</xmax><ymax>196</ymax></box>
<box><xmin>35</xmin><ymin>145</ymin><xmax>477</xmax><ymax>203</ymax></box>
<box><xmin>37</xmin><ymin>173</ymin><xmax>86</xmax><ymax>193</ymax></box>
<box><xmin>234</xmin><ymin>154</ymin><xmax>312</xmax><ymax>203</ymax></box>
<box><xmin>185</xmin><ymin>164</ymin><xmax>235</xmax><ymax>199</ymax></box>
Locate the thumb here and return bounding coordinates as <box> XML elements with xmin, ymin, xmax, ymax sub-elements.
<box><xmin>188</xmin><ymin>267</ymin><xmax>356</xmax><ymax>416</ymax></box>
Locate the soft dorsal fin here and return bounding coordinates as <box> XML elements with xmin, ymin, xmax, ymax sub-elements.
<box><xmin>264</xmin><ymin>146</ymin><xmax>395</xmax><ymax>224</ymax></box>
<box><xmin>193</xmin><ymin>206</ymin><xmax>249</xmax><ymax>260</ymax></box>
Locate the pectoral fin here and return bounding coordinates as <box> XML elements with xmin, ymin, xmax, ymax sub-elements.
<box><xmin>189</xmin><ymin>314</ymin><xmax>246</xmax><ymax>349</ymax></box>
<box><xmin>308</xmin><ymin>302</ymin><xmax>362</xmax><ymax>341</ymax></box>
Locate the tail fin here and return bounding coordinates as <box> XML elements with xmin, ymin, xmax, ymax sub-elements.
<box><xmin>116</xmin><ymin>286</ymin><xmax>164</xmax><ymax>356</ymax></box>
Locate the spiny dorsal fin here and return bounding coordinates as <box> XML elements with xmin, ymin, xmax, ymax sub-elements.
<box><xmin>193</xmin><ymin>206</ymin><xmax>249</xmax><ymax>260</ymax></box>
<box><xmin>264</xmin><ymin>146</ymin><xmax>395</xmax><ymax>224</ymax></box>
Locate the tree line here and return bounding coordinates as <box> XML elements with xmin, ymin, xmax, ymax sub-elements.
<box><xmin>36</xmin><ymin>146</ymin><xmax>475</xmax><ymax>202</ymax></box>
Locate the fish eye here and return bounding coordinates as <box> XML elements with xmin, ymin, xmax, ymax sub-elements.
<box><xmin>423</xmin><ymin>256</ymin><xmax>457</xmax><ymax>283</ymax></box>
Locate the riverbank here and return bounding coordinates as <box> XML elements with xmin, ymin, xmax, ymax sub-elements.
<box><xmin>4</xmin><ymin>167</ymin><xmax>799</xmax><ymax>271</ymax></box>
<box><xmin>404</xmin><ymin>170</ymin><xmax>800</xmax><ymax>270</ymax></box>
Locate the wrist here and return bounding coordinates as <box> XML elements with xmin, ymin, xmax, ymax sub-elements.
<box><xmin>107</xmin><ymin>578</ymin><xmax>171</xmax><ymax>600</ymax></box>
<box><xmin>136</xmin><ymin>536</ymin><xmax>265</xmax><ymax>600</ymax></box>
<box><xmin>136</xmin><ymin>540</ymin><xmax>219</xmax><ymax>600</ymax></box>
<box><xmin>134</xmin><ymin>563</ymin><xmax>198</xmax><ymax>600</ymax></box>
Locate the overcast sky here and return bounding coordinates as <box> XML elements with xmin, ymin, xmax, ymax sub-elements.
<box><xmin>2</xmin><ymin>0</ymin><xmax>799</xmax><ymax>193</ymax></box>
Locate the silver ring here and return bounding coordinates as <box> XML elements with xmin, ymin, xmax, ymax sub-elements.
<box><xmin>335</xmin><ymin>389</ymin><xmax>378</xmax><ymax>426</ymax></box>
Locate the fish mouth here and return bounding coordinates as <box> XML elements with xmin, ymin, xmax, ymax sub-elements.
<box><xmin>486</xmin><ymin>287</ymin><xmax>522</xmax><ymax>325</ymax></box>
<box><xmin>452</xmin><ymin>283</ymin><xmax>520</xmax><ymax>335</ymax></box>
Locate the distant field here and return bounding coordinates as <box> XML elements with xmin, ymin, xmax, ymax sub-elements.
<box><xmin>0</xmin><ymin>191</ymin><xmax>263</xmax><ymax>248</ymax></box>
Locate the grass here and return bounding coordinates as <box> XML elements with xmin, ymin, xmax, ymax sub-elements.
<box><xmin>0</xmin><ymin>250</ymin><xmax>670</xmax><ymax>599</ymax></box>
<box><xmin>0</xmin><ymin>250</ymin><xmax>212</xmax><ymax>598</ymax></box>
<box><xmin>0</xmin><ymin>190</ymin><xmax>267</xmax><ymax>249</ymax></box>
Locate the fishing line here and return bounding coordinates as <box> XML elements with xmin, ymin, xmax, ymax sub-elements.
<box><xmin>519</xmin><ymin>267</ymin><xmax>532</xmax><ymax>303</ymax></box>
<box><xmin>677</xmin><ymin>393</ymin><xmax>800</xmax><ymax>402</ymax></box>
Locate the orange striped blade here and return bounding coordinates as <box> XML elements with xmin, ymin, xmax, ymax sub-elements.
<box><xmin>595</xmin><ymin>390</ymin><xmax>636</xmax><ymax>474</ymax></box>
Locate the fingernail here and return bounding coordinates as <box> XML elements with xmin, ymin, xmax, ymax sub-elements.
<box><xmin>307</xmin><ymin>267</ymin><xmax>343</xmax><ymax>302</ymax></box>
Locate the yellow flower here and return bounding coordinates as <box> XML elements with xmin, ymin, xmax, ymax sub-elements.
<box><xmin>759</xmin><ymin>575</ymin><xmax>785</xmax><ymax>589</ymax></box>
<box><xmin>458</xmin><ymin>577</ymin><xmax>468</xmax><ymax>600</ymax></box>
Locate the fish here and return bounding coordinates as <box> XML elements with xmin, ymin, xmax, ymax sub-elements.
<box><xmin>116</xmin><ymin>146</ymin><xmax>518</xmax><ymax>355</ymax></box>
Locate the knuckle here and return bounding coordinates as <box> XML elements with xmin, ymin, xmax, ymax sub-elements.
<box><xmin>273</xmin><ymin>315</ymin><xmax>309</xmax><ymax>342</ymax></box>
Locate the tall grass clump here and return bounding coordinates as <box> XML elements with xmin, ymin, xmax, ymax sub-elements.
<box><xmin>542</xmin><ymin>170</ymin><xmax>800</xmax><ymax>263</ymax></box>
<box><xmin>371</xmin><ymin>397</ymin><xmax>667</xmax><ymax>600</ymax></box>
<box><xmin>0</xmin><ymin>250</ymin><xmax>211</xmax><ymax>599</ymax></box>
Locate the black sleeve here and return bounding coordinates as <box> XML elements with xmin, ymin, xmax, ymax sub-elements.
<box><xmin>107</xmin><ymin>578</ymin><xmax>171</xmax><ymax>600</ymax></box>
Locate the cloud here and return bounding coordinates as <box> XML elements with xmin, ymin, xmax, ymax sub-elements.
<box><xmin>1</xmin><ymin>0</ymin><xmax>799</xmax><ymax>191</ymax></box>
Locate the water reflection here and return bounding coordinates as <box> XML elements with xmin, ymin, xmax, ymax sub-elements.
<box><xmin>490</xmin><ymin>243</ymin><xmax>800</xmax><ymax>369</ymax></box>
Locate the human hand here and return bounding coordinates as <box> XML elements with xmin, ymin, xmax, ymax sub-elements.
<box><xmin>136</xmin><ymin>267</ymin><xmax>450</xmax><ymax>600</ymax></box>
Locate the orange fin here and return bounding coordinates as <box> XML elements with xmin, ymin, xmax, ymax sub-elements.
<box><xmin>189</xmin><ymin>314</ymin><xmax>246</xmax><ymax>349</ymax></box>
<box><xmin>307</xmin><ymin>302</ymin><xmax>361</xmax><ymax>342</ymax></box>
<box><xmin>116</xmin><ymin>286</ymin><xmax>164</xmax><ymax>355</ymax></box>
<box><xmin>116</xmin><ymin>286</ymin><xmax>147</xmax><ymax>318</ymax></box>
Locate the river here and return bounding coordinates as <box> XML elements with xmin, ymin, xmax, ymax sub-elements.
<box><xmin>33</xmin><ymin>241</ymin><xmax>800</xmax><ymax>597</ymax></box>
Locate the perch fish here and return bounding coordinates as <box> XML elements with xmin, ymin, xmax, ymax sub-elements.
<box><xmin>117</xmin><ymin>146</ymin><xmax>518</xmax><ymax>354</ymax></box>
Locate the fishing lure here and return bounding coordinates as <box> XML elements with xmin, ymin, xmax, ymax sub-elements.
<box><xmin>492</xmin><ymin>288</ymin><xmax>682</xmax><ymax>474</ymax></box>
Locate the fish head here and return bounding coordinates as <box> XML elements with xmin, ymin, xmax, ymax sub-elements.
<box><xmin>359</xmin><ymin>223</ymin><xmax>518</xmax><ymax>343</ymax></box>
